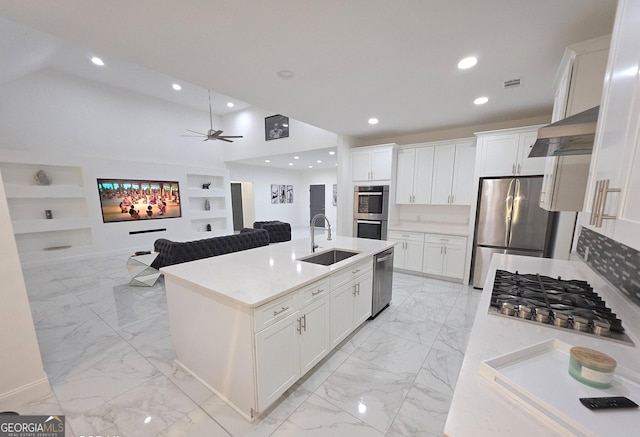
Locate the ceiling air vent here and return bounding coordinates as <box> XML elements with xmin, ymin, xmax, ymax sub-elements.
<box><xmin>503</xmin><ymin>78</ymin><xmax>522</xmax><ymax>89</ymax></box>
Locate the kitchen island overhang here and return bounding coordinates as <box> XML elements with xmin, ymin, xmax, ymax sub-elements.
<box><xmin>160</xmin><ymin>236</ymin><xmax>395</xmax><ymax>421</ymax></box>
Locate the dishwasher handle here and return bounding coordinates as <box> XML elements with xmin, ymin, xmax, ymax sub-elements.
<box><xmin>376</xmin><ymin>254</ymin><xmax>393</xmax><ymax>263</ymax></box>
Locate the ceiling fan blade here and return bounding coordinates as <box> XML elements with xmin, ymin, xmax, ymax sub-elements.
<box><xmin>186</xmin><ymin>129</ymin><xmax>207</xmax><ymax>135</ymax></box>
<box><xmin>213</xmin><ymin>130</ymin><xmax>223</xmax><ymax>136</ymax></box>
<box><xmin>217</xmin><ymin>137</ymin><xmax>233</xmax><ymax>142</ymax></box>
<box><xmin>219</xmin><ymin>135</ymin><xmax>243</xmax><ymax>139</ymax></box>
<box><xmin>181</xmin><ymin>135</ymin><xmax>206</xmax><ymax>137</ymax></box>
<box><xmin>202</xmin><ymin>137</ymin><xmax>210</xmax><ymax>142</ymax></box>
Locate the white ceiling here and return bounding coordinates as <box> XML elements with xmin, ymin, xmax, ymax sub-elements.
<box><xmin>0</xmin><ymin>1</ymin><xmax>617</xmax><ymax>147</ymax></box>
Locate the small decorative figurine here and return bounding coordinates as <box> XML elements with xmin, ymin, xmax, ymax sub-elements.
<box><xmin>34</xmin><ymin>170</ymin><xmax>52</xmax><ymax>185</ymax></box>
<box><xmin>203</xmin><ymin>182</ymin><xmax>211</xmax><ymax>189</ymax></box>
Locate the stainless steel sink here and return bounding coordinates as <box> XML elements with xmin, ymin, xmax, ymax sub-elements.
<box><xmin>299</xmin><ymin>249</ymin><xmax>360</xmax><ymax>266</ymax></box>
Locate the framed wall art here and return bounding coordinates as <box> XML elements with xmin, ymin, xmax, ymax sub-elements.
<box><xmin>265</xmin><ymin>114</ymin><xmax>289</xmax><ymax>141</ymax></box>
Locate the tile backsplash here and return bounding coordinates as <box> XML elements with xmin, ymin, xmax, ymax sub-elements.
<box><xmin>576</xmin><ymin>226</ymin><xmax>640</xmax><ymax>307</ymax></box>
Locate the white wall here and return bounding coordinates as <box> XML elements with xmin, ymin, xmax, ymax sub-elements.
<box><xmin>0</xmin><ymin>174</ymin><xmax>50</xmax><ymax>409</ymax></box>
<box><xmin>227</xmin><ymin>163</ymin><xmax>337</xmax><ymax>230</ymax></box>
<box><xmin>223</xmin><ymin>106</ymin><xmax>339</xmax><ymax>162</ymax></box>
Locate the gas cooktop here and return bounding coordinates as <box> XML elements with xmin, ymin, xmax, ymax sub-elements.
<box><xmin>489</xmin><ymin>270</ymin><xmax>634</xmax><ymax>345</ymax></box>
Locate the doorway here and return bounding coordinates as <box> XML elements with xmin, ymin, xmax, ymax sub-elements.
<box><xmin>230</xmin><ymin>181</ymin><xmax>255</xmax><ymax>232</ymax></box>
<box><xmin>230</xmin><ymin>182</ymin><xmax>244</xmax><ymax>231</ymax></box>
<box><xmin>310</xmin><ymin>184</ymin><xmax>325</xmax><ymax>228</ymax></box>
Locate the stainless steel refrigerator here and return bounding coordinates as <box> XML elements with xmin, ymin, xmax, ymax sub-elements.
<box><xmin>472</xmin><ymin>176</ymin><xmax>553</xmax><ymax>288</ymax></box>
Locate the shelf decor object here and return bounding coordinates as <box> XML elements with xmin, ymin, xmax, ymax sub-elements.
<box><xmin>33</xmin><ymin>169</ymin><xmax>51</xmax><ymax>185</ymax></box>
<box><xmin>479</xmin><ymin>338</ymin><xmax>640</xmax><ymax>437</ymax></box>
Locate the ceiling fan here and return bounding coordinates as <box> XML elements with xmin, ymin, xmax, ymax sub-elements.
<box><xmin>182</xmin><ymin>90</ymin><xmax>243</xmax><ymax>143</ymax></box>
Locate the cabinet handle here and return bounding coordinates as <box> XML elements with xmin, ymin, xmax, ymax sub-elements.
<box><xmin>297</xmin><ymin>317</ymin><xmax>302</xmax><ymax>334</ymax></box>
<box><xmin>512</xmin><ymin>163</ymin><xmax>516</xmax><ymax>175</ymax></box>
<box><xmin>352</xmin><ymin>268</ymin><xmax>360</xmax><ymax>274</ymax></box>
<box><xmin>352</xmin><ymin>284</ymin><xmax>357</xmax><ymax>296</ymax></box>
<box><xmin>302</xmin><ymin>314</ymin><xmax>307</xmax><ymax>332</ymax></box>
<box><xmin>595</xmin><ymin>179</ymin><xmax>621</xmax><ymax>227</ymax></box>
<box><xmin>311</xmin><ymin>289</ymin><xmax>324</xmax><ymax>296</ymax></box>
<box><xmin>356</xmin><ymin>282</ymin><xmax>360</xmax><ymax>295</ymax></box>
<box><xmin>590</xmin><ymin>180</ymin><xmax>604</xmax><ymax>225</ymax></box>
<box><xmin>440</xmin><ymin>246</ymin><xmax>443</xmax><ymax>255</ymax></box>
<box><xmin>444</xmin><ymin>246</ymin><xmax>447</xmax><ymax>255</ymax></box>
<box><xmin>517</xmin><ymin>163</ymin><xmax>521</xmax><ymax>174</ymax></box>
<box><xmin>273</xmin><ymin>306</ymin><xmax>289</xmax><ymax>317</ymax></box>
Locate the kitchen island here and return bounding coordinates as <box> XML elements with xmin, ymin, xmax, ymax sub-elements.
<box><xmin>444</xmin><ymin>254</ymin><xmax>640</xmax><ymax>436</ymax></box>
<box><xmin>160</xmin><ymin>236</ymin><xmax>394</xmax><ymax>421</ymax></box>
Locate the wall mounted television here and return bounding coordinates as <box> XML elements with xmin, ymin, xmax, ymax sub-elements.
<box><xmin>97</xmin><ymin>179</ymin><xmax>181</xmax><ymax>223</ymax></box>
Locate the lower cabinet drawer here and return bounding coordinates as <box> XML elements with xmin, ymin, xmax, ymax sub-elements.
<box><xmin>254</xmin><ymin>293</ymin><xmax>297</xmax><ymax>332</ymax></box>
<box><xmin>299</xmin><ymin>279</ymin><xmax>329</xmax><ymax>307</ymax></box>
<box><xmin>331</xmin><ymin>258</ymin><xmax>373</xmax><ymax>289</ymax></box>
<box><xmin>425</xmin><ymin>234</ymin><xmax>466</xmax><ymax>246</ymax></box>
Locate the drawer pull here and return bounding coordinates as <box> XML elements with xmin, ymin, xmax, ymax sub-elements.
<box><xmin>352</xmin><ymin>268</ymin><xmax>361</xmax><ymax>274</ymax></box>
<box><xmin>273</xmin><ymin>306</ymin><xmax>289</xmax><ymax>317</ymax></box>
<box><xmin>311</xmin><ymin>289</ymin><xmax>324</xmax><ymax>296</ymax></box>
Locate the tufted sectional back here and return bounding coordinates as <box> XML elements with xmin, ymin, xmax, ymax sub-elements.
<box><xmin>151</xmin><ymin>228</ymin><xmax>269</xmax><ymax>269</ymax></box>
<box><xmin>252</xmin><ymin>221</ymin><xmax>292</xmax><ymax>243</ymax></box>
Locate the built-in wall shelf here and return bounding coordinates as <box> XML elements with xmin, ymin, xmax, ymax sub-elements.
<box><xmin>185</xmin><ymin>172</ymin><xmax>230</xmax><ymax>236</ymax></box>
<box><xmin>0</xmin><ymin>161</ymin><xmax>93</xmax><ymax>259</ymax></box>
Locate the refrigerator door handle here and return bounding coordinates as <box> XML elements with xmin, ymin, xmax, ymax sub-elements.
<box><xmin>504</xmin><ymin>178</ymin><xmax>515</xmax><ymax>247</ymax></box>
<box><xmin>508</xmin><ymin>178</ymin><xmax>522</xmax><ymax>247</ymax></box>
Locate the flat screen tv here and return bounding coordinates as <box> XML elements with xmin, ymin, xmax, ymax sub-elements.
<box><xmin>97</xmin><ymin>179</ymin><xmax>181</xmax><ymax>223</ymax></box>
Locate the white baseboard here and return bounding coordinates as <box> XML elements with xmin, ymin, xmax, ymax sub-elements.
<box><xmin>0</xmin><ymin>375</ymin><xmax>51</xmax><ymax>412</ymax></box>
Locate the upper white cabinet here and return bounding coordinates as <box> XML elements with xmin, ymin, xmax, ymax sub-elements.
<box><xmin>432</xmin><ymin>142</ymin><xmax>476</xmax><ymax>205</ymax></box>
<box><xmin>395</xmin><ymin>139</ymin><xmax>475</xmax><ymax>206</ymax></box>
<box><xmin>476</xmin><ymin>127</ymin><xmax>546</xmax><ymax>177</ymax></box>
<box><xmin>575</xmin><ymin>0</ymin><xmax>640</xmax><ymax>251</ymax></box>
<box><xmin>351</xmin><ymin>144</ymin><xmax>394</xmax><ymax>182</ymax></box>
<box><xmin>395</xmin><ymin>146</ymin><xmax>434</xmax><ymax>204</ymax></box>
<box><xmin>540</xmin><ymin>35</ymin><xmax>610</xmax><ymax>212</ymax></box>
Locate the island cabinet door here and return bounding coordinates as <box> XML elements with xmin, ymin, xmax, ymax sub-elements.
<box><xmin>255</xmin><ymin>311</ymin><xmax>300</xmax><ymax>411</ymax></box>
<box><xmin>330</xmin><ymin>281</ymin><xmax>356</xmax><ymax>348</ymax></box>
<box><xmin>353</xmin><ymin>271</ymin><xmax>373</xmax><ymax>326</ymax></box>
<box><xmin>299</xmin><ymin>297</ymin><xmax>330</xmax><ymax>375</ymax></box>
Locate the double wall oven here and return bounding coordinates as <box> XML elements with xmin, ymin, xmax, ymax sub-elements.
<box><xmin>353</xmin><ymin>185</ymin><xmax>389</xmax><ymax>240</ymax></box>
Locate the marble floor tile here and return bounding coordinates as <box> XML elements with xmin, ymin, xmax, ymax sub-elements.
<box><xmin>272</xmin><ymin>393</ymin><xmax>384</xmax><ymax>437</ymax></box>
<box><xmin>352</xmin><ymin>330</ymin><xmax>431</xmax><ymax>379</ymax></box>
<box><xmin>18</xmin><ymin>253</ymin><xmax>482</xmax><ymax>436</ymax></box>
<box><xmin>315</xmin><ymin>355</ymin><xmax>413</xmax><ymax>433</ymax></box>
<box><xmin>414</xmin><ymin>346</ymin><xmax>464</xmax><ymax>396</ymax></box>
<box><xmin>67</xmin><ymin>374</ymin><xmax>197</xmax><ymax>437</ymax></box>
<box><xmin>156</xmin><ymin>406</ymin><xmax>230</xmax><ymax>436</ymax></box>
<box><xmin>386</xmin><ymin>384</ymin><xmax>452</xmax><ymax>437</ymax></box>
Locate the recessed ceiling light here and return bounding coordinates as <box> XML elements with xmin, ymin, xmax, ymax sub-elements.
<box><xmin>288</xmin><ymin>162</ymin><xmax>294</xmax><ymax>166</ymax></box>
<box><xmin>474</xmin><ymin>96</ymin><xmax>489</xmax><ymax>105</ymax></box>
<box><xmin>91</xmin><ymin>56</ymin><xmax>104</xmax><ymax>66</ymax></box>
<box><xmin>172</xmin><ymin>83</ymin><xmax>182</xmax><ymax>91</ymax></box>
<box><xmin>458</xmin><ymin>56</ymin><xmax>478</xmax><ymax>69</ymax></box>
<box><xmin>329</xmin><ymin>151</ymin><xmax>336</xmax><ymax>155</ymax></box>
<box><xmin>227</xmin><ymin>102</ymin><xmax>234</xmax><ymax>108</ymax></box>
<box><xmin>265</xmin><ymin>159</ymin><xmax>271</xmax><ymax>163</ymax></box>
<box><xmin>316</xmin><ymin>160</ymin><xmax>322</xmax><ymax>163</ymax></box>
<box><xmin>293</xmin><ymin>156</ymin><xmax>300</xmax><ymax>160</ymax></box>
<box><xmin>277</xmin><ymin>70</ymin><xmax>294</xmax><ymax>79</ymax></box>
<box><xmin>308</xmin><ymin>165</ymin><xmax>313</xmax><ymax>169</ymax></box>
<box><xmin>368</xmin><ymin>118</ymin><xmax>379</xmax><ymax>125</ymax></box>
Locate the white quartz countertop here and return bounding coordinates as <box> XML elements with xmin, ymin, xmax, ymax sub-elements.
<box><xmin>160</xmin><ymin>236</ymin><xmax>395</xmax><ymax>308</ymax></box>
<box><xmin>444</xmin><ymin>254</ymin><xmax>640</xmax><ymax>437</ymax></box>
<box><xmin>388</xmin><ymin>221</ymin><xmax>469</xmax><ymax>236</ymax></box>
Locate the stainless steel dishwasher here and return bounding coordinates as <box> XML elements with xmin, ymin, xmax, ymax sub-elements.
<box><xmin>371</xmin><ymin>248</ymin><xmax>394</xmax><ymax>318</ymax></box>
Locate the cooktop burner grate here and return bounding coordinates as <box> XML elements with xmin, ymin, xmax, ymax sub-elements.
<box><xmin>488</xmin><ymin>270</ymin><xmax>634</xmax><ymax>345</ymax></box>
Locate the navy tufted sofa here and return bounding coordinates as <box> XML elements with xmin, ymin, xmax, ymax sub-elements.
<box><xmin>253</xmin><ymin>221</ymin><xmax>292</xmax><ymax>243</ymax></box>
<box><xmin>150</xmin><ymin>228</ymin><xmax>269</xmax><ymax>269</ymax></box>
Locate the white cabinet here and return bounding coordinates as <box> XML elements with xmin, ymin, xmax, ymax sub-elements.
<box><xmin>0</xmin><ymin>160</ymin><xmax>93</xmax><ymax>260</ymax></box>
<box><xmin>395</xmin><ymin>146</ymin><xmax>434</xmax><ymax>204</ymax></box>
<box><xmin>388</xmin><ymin>230</ymin><xmax>424</xmax><ymax>272</ymax></box>
<box><xmin>432</xmin><ymin>142</ymin><xmax>476</xmax><ymax>205</ymax></box>
<box><xmin>423</xmin><ymin>234</ymin><xmax>467</xmax><ymax>280</ymax></box>
<box><xmin>476</xmin><ymin>128</ymin><xmax>546</xmax><ymax>177</ymax></box>
<box><xmin>254</xmin><ymin>279</ymin><xmax>330</xmax><ymax>411</ymax></box>
<box><xmin>540</xmin><ymin>35</ymin><xmax>609</xmax><ymax>212</ymax></box>
<box><xmin>329</xmin><ymin>259</ymin><xmax>373</xmax><ymax>347</ymax></box>
<box><xmin>351</xmin><ymin>145</ymin><xmax>394</xmax><ymax>182</ymax></box>
<box><xmin>395</xmin><ymin>139</ymin><xmax>475</xmax><ymax>206</ymax></box>
<box><xmin>575</xmin><ymin>0</ymin><xmax>640</xmax><ymax>252</ymax></box>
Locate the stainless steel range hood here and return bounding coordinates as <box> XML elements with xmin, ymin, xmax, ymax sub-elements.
<box><xmin>528</xmin><ymin>106</ymin><xmax>599</xmax><ymax>157</ymax></box>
